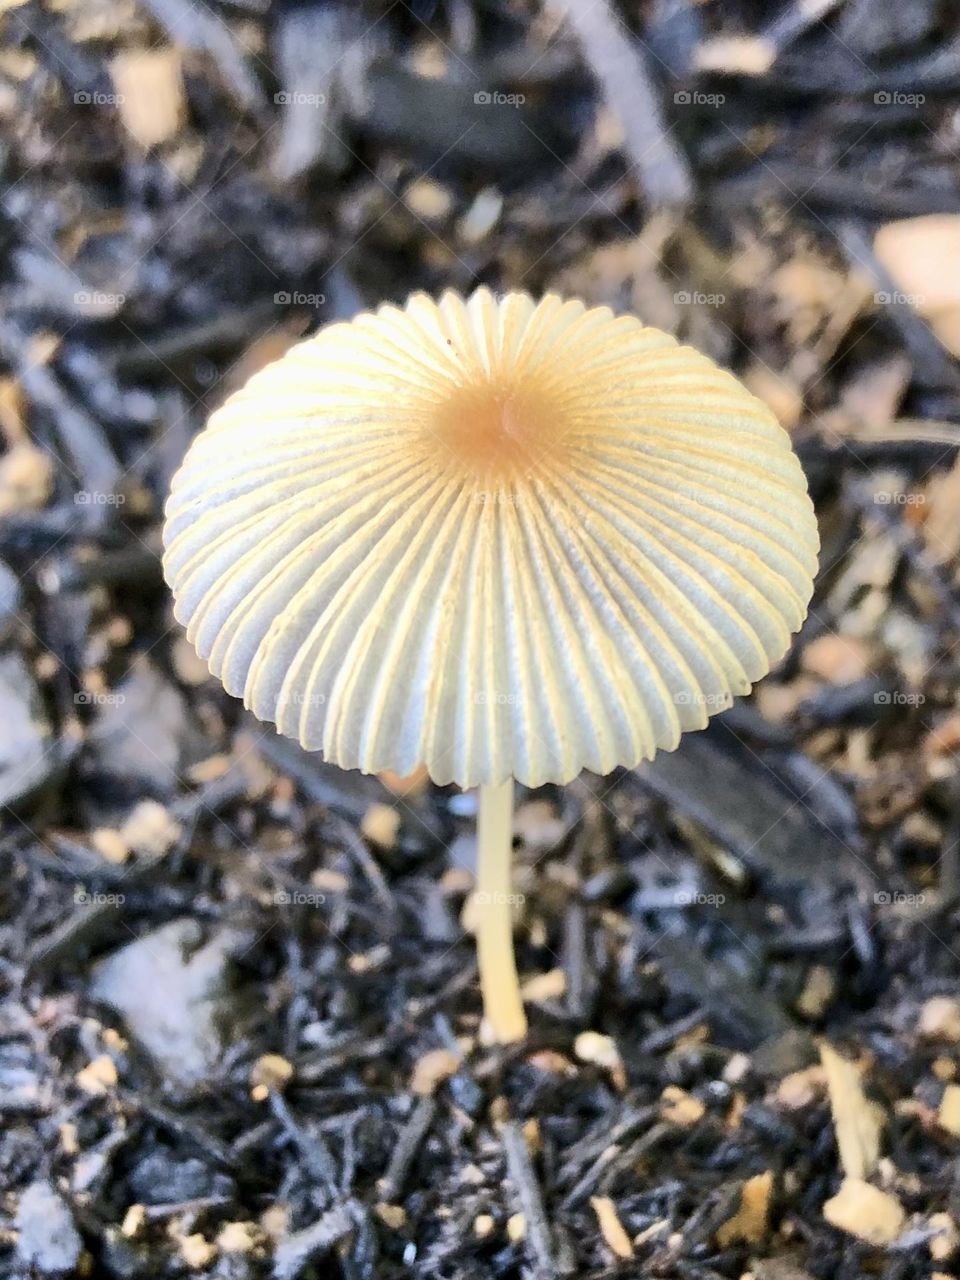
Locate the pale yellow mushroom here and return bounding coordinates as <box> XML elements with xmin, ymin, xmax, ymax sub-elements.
<box><xmin>163</xmin><ymin>288</ymin><xmax>819</xmax><ymax>1042</ymax></box>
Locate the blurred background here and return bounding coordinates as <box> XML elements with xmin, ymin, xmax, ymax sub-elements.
<box><xmin>2</xmin><ymin>1</ymin><xmax>960</xmax><ymax>1278</ymax></box>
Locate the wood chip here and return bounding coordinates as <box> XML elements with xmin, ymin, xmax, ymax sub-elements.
<box><xmin>919</xmin><ymin>997</ymin><xmax>960</xmax><ymax>1043</ymax></box>
<box><xmin>874</xmin><ymin>215</ymin><xmax>960</xmax><ymax>356</ymax></box>
<box><xmin>660</xmin><ymin>1085</ymin><xmax>706</xmax><ymax>1127</ymax></box>
<box><xmin>929</xmin><ymin>1212</ymin><xmax>960</xmax><ymax>1262</ymax></box>
<box><xmin>822</xmin><ymin>1177</ymin><xmax>905</xmax><ymax>1245</ymax></box>
<box><xmin>250</xmin><ymin>1053</ymin><xmax>294</xmax><ymax>1098</ymax></box>
<box><xmin>520</xmin><ymin>968</ymin><xmax>566</xmax><ymax>1003</ymax></box>
<box><xmin>938</xmin><ymin>1084</ymin><xmax>960</xmax><ymax>1136</ymax></box>
<box><xmin>716</xmin><ymin>1171</ymin><xmax>775</xmax><ymax>1246</ymax></box>
<box><xmin>76</xmin><ymin>1054</ymin><xmax>118</xmax><ymax>1095</ymax></box>
<box><xmin>819</xmin><ymin>1043</ymin><xmax>884</xmax><ymax>1181</ymax></box>
<box><xmin>359</xmin><ymin>802</ymin><xmax>400</xmax><ymax>851</ymax></box>
<box><xmin>802</xmin><ymin>635</ymin><xmax>872</xmax><ymax>685</ymax></box>
<box><xmin>120</xmin><ymin>800</ymin><xmax>181</xmax><ymax>858</ymax></box>
<box><xmin>0</xmin><ymin>441</ymin><xmax>52</xmax><ymax>515</ymax></box>
<box><xmin>693</xmin><ymin>35</ymin><xmax>777</xmax><ymax>76</ymax></box>
<box><xmin>179</xmin><ymin>1233</ymin><xmax>217</xmax><ymax>1269</ymax></box>
<box><xmin>590</xmin><ymin>1196</ymin><xmax>634</xmax><ymax>1259</ymax></box>
<box><xmin>216</xmin><ymin>1222</ymin><xmax>261</xmax><ymax>1253</ymax></box>
<box><xmin>110</xmin><ymin>48</ymin><xmax>185</xmax><ymax>149</ymax></box>
<box><xmin>121</xmin><ymin>1204</ymin><xmax>146</xmax><ymax>1238</ymax></box>
<box><xmin>409</xmin><ymin>1048</ymin><xmax>460</xmax><ymax>1096</ymax></box>
<box><xmin>91</xmin><ymin>828</ymin><xmax>130</xmax><ymax>865</ymax></box>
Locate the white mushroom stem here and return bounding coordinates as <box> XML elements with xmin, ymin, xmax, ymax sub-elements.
<box><xmin>476</xmin><ymin>778</ymin><xmax>528</xmax><ymax>1042</ymax></box>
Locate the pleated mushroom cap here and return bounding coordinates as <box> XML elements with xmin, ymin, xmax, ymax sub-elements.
<box><xmin>163</xmin><ymin>288</ymin><xmax>818</xmax><ymax>788</ymax></box>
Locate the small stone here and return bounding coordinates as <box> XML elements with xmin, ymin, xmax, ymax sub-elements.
<box><xmin>374</xmin><ymin>1203</ymin><xmax>407</xmax><ymax>1231</ymax></box>
<box><xmin>777</xmin><ymin>1066</ymin><xmax>826</xmax><ymax>1110</ymax></box>
<box><xmin>473</xmin><ymin>1213</ymin><xmax>495</xmax><ymax>1238</ymax></box>
<box><xmin>410</xmin><ymin>1048</ymin><xmax>460</xmax><ymax>1096</ymax></box>
<box><xmin>938</xmin><ymin>1084</ymin><xmax>960</xmax><ymax>1136</ymax></box>
<box><xmin>822</xmin><ymin>1177</ymin><xmax>905</xmax><ymax>1245</ymax></box>
<box><xmin>513</xmin><ymin>800</ymin><xmax>566</xmax><ymax>851</ymax></box>
<box><xmin>76</xmin><ymin>1053</ymin><xmax>118</xmax><ymax>1095</ymax></box>
<box><xmin>574</xmin><ymin>1031</ymin><xmax>621</xmax><ymax>1071</ymax></box>
<box><xmin>403</xmin><ymin>178</ymin><xmax>453</xmax><ymax>221</ymax></box>
<box><xmin>919</xmin><ymin>997</ymin><xmax>960</xmax><ymax>1043</ymax></box>
<box><xmin>15</xmin><ymin>1181</ymin><xmax>83</xmax><ymax>1273</ymax></box>
<box><xmin>802</xmin><ymin>634</ymin><xmax>871</xmax><ymax>684</ymax></box>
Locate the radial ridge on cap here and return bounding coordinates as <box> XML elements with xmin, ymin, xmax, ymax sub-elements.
<box><xmin>163</xmin><ymin>287</ymin><xmax>819</xmax><ymax>787</ymax></box>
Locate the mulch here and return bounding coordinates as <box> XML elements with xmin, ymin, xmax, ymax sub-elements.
<box><xmin>2</xmin><ymin>1</ymin><xmax>960</xmax><ymax>1277</ymax></box>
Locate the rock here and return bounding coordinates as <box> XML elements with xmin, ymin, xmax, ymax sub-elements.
<box><xmin>91</xmin><ymin>918</ymin><xmax>246</xmax><ymax>1088</ymax></box>
<box><xmin>919</xmin><ymin>997</ymin><xmax>960</xmax><ymax>1043</ymax></box>
<box><xmin>129</xmin><ymin>1150</ymin><xmax>233</xmax><ymax>1206</ymax></box>
<box><xmin>15</xmin><ymin>1180</ymin><xmax>83</xmax><ymax>1274</ymax></box>
<box><xmin>87</xmin><ymin>660</ymin><xmax>190</xmax><ymax>799</ymax></box>
<box><xmin>823</xmin><ymin>1177</ymin><xmax>905</xmax><ymax>1245</ymax></box>
<box><xmin>0</xmin><ymin>557</ymin><xmax>20</xmax><ymax>634</ymax></box>
<box><xmin>0</xmin><ymin>650</ymin><xmax>52</xmax><ymax>806</ymax></box>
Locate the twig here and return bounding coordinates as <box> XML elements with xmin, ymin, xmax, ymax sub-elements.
<box><xmin>502</xmin><ymin>1121</ymin><xmax>558</xmax><ymax>1280</ymax></box>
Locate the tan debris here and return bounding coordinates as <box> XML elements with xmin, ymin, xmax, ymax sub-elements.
<box><xmin>822</xmin><ymin>1177</ymin><xmax>905</xmax><ymax>1245</ymax></box>
<box><xmin>919</xmin><ymin>997</ymin><xmax>960</xmax><ymax>1043</ymax></box>
<box><xmin>929</xmin><ymin>1212</ymin><xmax>960</xmax><ymax>1262</ymax></box>
<box><xmin>716</xmin><ymin>1171</ymin><xmax>774</xmax><ymax>1247</ymax></box>
<box><xmin>819</xmin><ymin>1043</ymin><xmax>884</xmax><ymax>1180</ymax></box>
<box><xmin>76</xmin><ymin>1054</ymin><xmax>118</xmax><ymax>1095</ymax></box>
<box><xmin>938</xmin><ymin>1084</ymin><xmax>960</xmax><ymax>1136</ymax></box>
<box><xmin>250</xmin><ymin>1053</ymin><xmax>294</xmax><ymax>1100</ymax></box>
<box><xmin>660</xmin><ymin>1085</ymin><xmax>706</xmax><ymax>1127</ymax></box>
<box><xmin>410</xmin><ymin>1048</ymin><xmax>460</xmax><ymax>1096</ymax></box>
<box><xmin>110</xmin><ymin>48</ymin><xmax>185</xmax><ymax>149</ymax></box>
<box><xmin>360</xmin><ymin>803</ymin><xmax>401</xmax><ymax>850</ymax></box>
<box><xmin>590</xmin><ymin>1195</ymin><xmax>633</xmax><ymax>1259</ymax></box>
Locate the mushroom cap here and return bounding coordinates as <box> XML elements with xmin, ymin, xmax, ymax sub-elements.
<box><xmin>163</xmin><ymin>288</ymin><xmax>818</xmax><ymax>788</ymax></box>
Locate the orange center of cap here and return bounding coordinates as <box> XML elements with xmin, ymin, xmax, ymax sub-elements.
<box><xmin>430</xmin><ymin>377</ymin><xmax>566</xmax><ymax>485</ymax></box>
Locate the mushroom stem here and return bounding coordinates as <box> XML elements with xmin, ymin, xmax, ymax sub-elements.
<box><xmin>476</xmin><ymin>778</ymin><xmax>528</xmax><ymax>1042</ymax></box>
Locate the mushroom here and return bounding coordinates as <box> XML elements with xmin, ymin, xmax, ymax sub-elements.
<box><xmin>163</xmin><ymin>288</ymin><xmax>818</xmax><ymax>1042</ymax></box>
